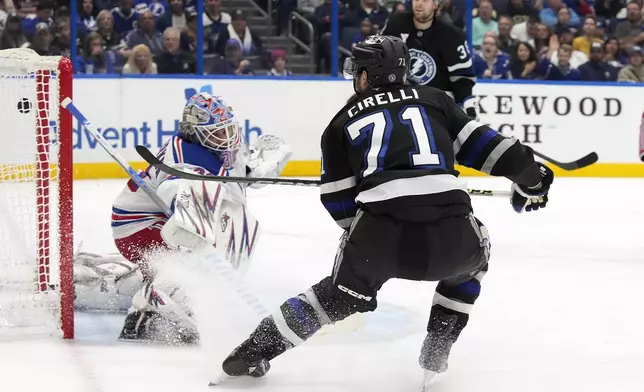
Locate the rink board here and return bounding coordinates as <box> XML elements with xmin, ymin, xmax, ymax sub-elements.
<box><xmin>14</xmin><ymin>77</ymin><xmax>644</xmax><ymax>178</ymax></box>
<box><xmin>70</xmin><ymin>161</ymin><xmax>644</xmax><ymax>179</ymax></box>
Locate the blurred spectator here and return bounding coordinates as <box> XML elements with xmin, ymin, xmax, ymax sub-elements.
<box><xmin>509</xmin><ymin>41</ymin><xmax>564</xmax><ymax>79</ymax></box>
<box><xmin>298</xmin><ymin>0</ymin><xmax>324</xmax><ymax>15</ymax></box>
<box><xmin>214</xmin><ymin>10</ymin><xmax>263</xmax><ymax>56</ymax></box>
<box><xmin>315</xmin><ymin>0</ymin><xmax>349</xmax><ymax>73</ymax></box>
<box><xmin>55</xmin><ymin>4</ymin><xmax>71</xmax><ymax>19</ymax></box>
<box><xmin>553</xmin><ymin>43</ymin><xmax>581</xmax><ymax>79</ymax></box>
<box><xmin>474</xmin><ymin>35</ymin><xmax>510</xmax><ymax>78</ymax></box>
<box><xmin>438</xmin><ymin>0</ymin><xmax>465</xmax><ymax>29</ymax></box>
<box><xmin>617</xmin><ymin>45</ymin><xmax>644</xmax><ymax>81</ymax></box>
<box><xmin>158</xmin><ymin>0</ymin><xmax>186</xmax><ymax>32</ymax></box>
<box><xmin>509</xmin><ymin>42</ymin><xmax>538</xmax><ymax>79</ymax></box>
<box><xmin>348</xmin><ymin>0</ymin><xmax>389</xmax><ymax>28</ymax></box>
<box><xmin>0</xmin><ymin>15</ymin><xmax>28</xmax><ymax>49</ymax></box>
<box><xmin>122</xmin><ymin>43</ymin><xmax>158</xmax><ymax>73</ymax></box>
<box><xmin>556</xmin><ymin>27</ymin><xmax>576</xmax><ymax>48</ymax></box>
<box><xmin>497</xmin><ymin>15</ymin><xmax>518</xmax><ymax>51</ymax></box>
<box><xmin>391</xmin><ymin>1</ymin><xmax>407</xmax><ymax>14</ymax></box>
<box><xmin>573</xmin><ymin>16</ymin><xmax>603</xmax><ymax>55</ymax></box>
<box><xmin>140</xmin><ymin>0</ymin><xmax>169</xmax><ymax>18</ymax></box>
<box><xmin>0</xmin><ymin>7</ymin><xmax>7</xmax><ymax>35</ymax></box>
<box><xmin>180</xmin><ymin>9</ymin><xmax>196</xmax><ymax>51</ymax></box>
<box><xmin>12</xmin><ymin>0</ymin><xmax>37</xmax><ymax>18</ymax></box>
<box><xmin>77</xmin><ymin>0</ymin><xmax>97</xmax><ymax>34</ymax></box>
<box><xmin>276</xmin><ymin>0</ymin><xmax>298</xmax><ymax>35</ymax></box>
<box><xmin>27</xmin><ymin>22</ymin><xmax>60</xmax><ymax>55</ymax></box>
<box><xmin>472</xmin><ymin>0</ymin><xmax>498</xmax><ymax>48</ymax></box>
<box><xmin>533</xmin><ymin>23</ymin><xmax>551</xmax><ymax>52</ymax></box>
<box><xmin>507</xmin><ymin>0</ymin><xmax>539</xmax><ymax>24</ymax></box>
<box><xmin>1</xmin><ymin>0</ymin><xmax>16</xmax><ymax>13</ymax></box>
<box><xmin>155</xmin><ymin>26</ymin><xmax>195</xmax><ymax>73</ymax></box>
<box><xmin>578</xmin><ymin>41</ymin><xmax>619</xmax><ymax>80</ymax></box>
<box><xmin>603</xmin><ymin>37</ymin><xmax>625</xmax><ymax>67</ymax></box>
<box><xmin>549</xmin><ymin>31</ymin><xmax>588</xmax><ymax>66</ymax></box>
<box><xmin>595</xmin><ymin>0</ymin><xmax>623</xmax><ymax>21</ymax></box>
<box><xmin>511</xmin><ymin>14</ymin><xmax>539</xmax><ymax>42</ymax></box>
<box><xmin>127</xmin><ymin>10</ymin><xmax>163</xmax><ymax>55</ymax></box>
<box><xmin>22</xmin><ymin>0</ymin><xmax>54</xmax><ymax>38</ymax></box>
<box><xmin>553</xmin><ymin>6</ymin><xmax>577</xmax><ymax>35</ymax></box>
<box><xmin>267</xmin><ymin>48</ymin><xmax>293</xmax><ymax>76</ymax></box>
<box><xmin>614</xmin><ymin>1</ymin><xmax>644</xmax><ymax>47</ymax></box>
<box><xmin>540</xmin><ymin>0</ymin><xmax>580</xmax><ymax>29</ymax></box>
<box><xmin>314</xmin><ymin>0</ymin><xmax>348</xmax><ymax>37</ymax></box>
<box><xmin>52</xmin><ymin>16</ymin><xmax>71</xmax><ymax>56</ymax></box>
<box><xmin>210</xmin><ymin>39</ymin><xmax>253</xmax><ymax>75</ymax></box>
<box><xmin>97</xmin><ymin>9</ymin><xmax>125</xmax><ymax>50</ymax></box>
<box><xmin>112</xmin><ymin>0</ymin><xmax>138</xmax><ymax>35</ymax></box>
<box><xmin>352</xmin><ymin>18</ymin><xmax>373</xmax><ymax>46</ymax></box>
<box><xmin>203</xmin><ymin>0</ymin><xmax>230</xmax><ymax>37</ymax></box>
<box><xmin>77</xmin><ymin>31</ymin><xmax>116</xmax><ymax>73</ymax></box>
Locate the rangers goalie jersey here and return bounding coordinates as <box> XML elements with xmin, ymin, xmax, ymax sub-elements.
<box><xmin>111</xmin><ymin>133</ymin><xmax>247</xmax><ymax>240</ymax></box>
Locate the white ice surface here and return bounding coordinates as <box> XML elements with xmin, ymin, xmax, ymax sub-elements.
<box><xmin>1</xmin><ymin>177</ymin><xmax>644</xmax><ymax>392</ymax></box>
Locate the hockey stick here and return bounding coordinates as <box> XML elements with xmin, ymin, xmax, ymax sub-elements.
<box><xmin>533</xmin><ymin>150</ymin><xmax>598</xmax><ymax>171</ymax></box>
<box><xmin>135</xmin><ymin>145</ymin><xmax>513</xmax><ymax>198</ymax></box>
<box><xmin>60</xmin><ymin>98</ymin><xmax>172</xmax><ymax>217</ymax></box>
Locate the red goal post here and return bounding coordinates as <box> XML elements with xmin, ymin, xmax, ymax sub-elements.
<box><xmin>0</xmin><ymin>48</ymin><xmax>74</xmax><ymax>339</ymax></box>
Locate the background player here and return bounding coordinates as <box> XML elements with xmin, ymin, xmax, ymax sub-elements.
<box><xmin>381</xmin><ymin>0</ymin><xmax>478</xmax><ymax>119</ymax></box>
<box><xmin>218</xmin><ymin>36</ymin><xmax>553</xmax><ymax>390</ymax></box>
<box><xmin>74</xmin><ymin>93</ymin><xmax>292</xmax><ymax>344</ymax></box>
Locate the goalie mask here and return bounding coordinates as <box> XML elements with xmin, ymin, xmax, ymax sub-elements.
<box><xmin>180</xmin><ymin>93</ymin><xmax>245</xmax><ymax>168</ymax></box>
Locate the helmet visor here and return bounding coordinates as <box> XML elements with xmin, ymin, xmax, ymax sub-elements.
<box><xmin>343</xmin><ymin>57</ymin><xmax>358</xmax><ymax>80</ymax></box>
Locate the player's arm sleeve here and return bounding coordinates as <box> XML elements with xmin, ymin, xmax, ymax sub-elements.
<box><xmin>443</xmin><ymin>28</ymin><xmax>477</xmax><ymax>107</ymax></box>
<box><xmin>319</xmin><ymin>125</ymin><xmax>358</xmax><ymax>230</ymax></box>
<box><xmin>444</xmin><ymin>95</ymin><xmax>542</xmax><ymax>187</ymax></box>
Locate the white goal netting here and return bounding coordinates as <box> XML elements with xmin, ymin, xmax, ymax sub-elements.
<box><xmin>0</xmin><ymin>49</ymin><xmax>73</xmax><ymax>338</ymax></box>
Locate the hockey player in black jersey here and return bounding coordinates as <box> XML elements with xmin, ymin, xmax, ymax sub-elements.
<box><xmin>381</xmin><ymin>0</ymin><xmax>478</xmax><ymax>119</ymax></box>
<box><xmin>219</xmin><ymin>36</ymin><xmax>554</xmax><ymax>390</ymax></box>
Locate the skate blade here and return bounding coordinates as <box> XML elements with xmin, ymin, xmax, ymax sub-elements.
<box><xmin>208</xmin><ymin>371</ymin><xmax>231</xmax><ymax>387</ymax></box>
<box><xmin>421</xmin><ymin>370</ymin><xmax>440</xmax><ymax>391</ymax></box>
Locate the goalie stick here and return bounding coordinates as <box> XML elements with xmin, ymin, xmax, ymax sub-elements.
<box><xmin>61</xmin><ymin>98</ymin><xmax>172</xmax><ymax>217</ymax></box>
<box><xmin>135</xmin><ymin>145</ymin><xmax>513</xmax><ymax>198</ymax></box>
<box><xmin>61</xmin><ymin>99</ymin><xmax>269</xmax><ymax>386</ymax></box>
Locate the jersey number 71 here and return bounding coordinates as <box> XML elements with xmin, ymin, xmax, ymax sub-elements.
<box><xmin>345</xmin><ymin>105</ymin><xmax>444</xmax><ymax>178</ymax></box>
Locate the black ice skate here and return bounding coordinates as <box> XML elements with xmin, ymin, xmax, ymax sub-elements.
<box><xmin>221</xmin><ymin>317</ymin><xmax>293</xmax><ymax>378</ymax></box>
<box><xmin>419</xmin><ymin>309</ymin><xmax>459</xmax><ymax>390</ymax></box>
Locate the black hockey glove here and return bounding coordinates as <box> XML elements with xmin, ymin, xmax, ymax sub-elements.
<box><xmin>510</xmin><ymin>163</ymin><xmax>554</xmax><ymax>213</ymax></box>
<box><xmin>462</xmin><ymin>97</ymin><xmax>478</xmax><ymax>120</ymax></box>
<box><xmin>465</xmin><ymin>106</ymin><xmax>478</xmax><ymax>120</ymax></box>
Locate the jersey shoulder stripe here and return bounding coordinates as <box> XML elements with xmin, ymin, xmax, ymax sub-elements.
<box><xmin>167</xmin><ymin>134</ymin><xmax>226</xmax><ymax>176</ymax></box>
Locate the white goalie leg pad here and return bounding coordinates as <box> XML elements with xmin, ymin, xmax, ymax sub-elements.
<box><xmin>247</xmin><ymin>134</ymin><xmax>293</xmax><ymax>188</ymax></box>
<box><xmin>128</xmin><ymin>276</ymin><xmax>198</xmax><ymax>333</ymax></box>
<box><xmin>73</xmin><ymin>251</ymin><xmax>144</xmax><ymax>312</ymax></box>
<box><xmin>215</xmin><ymin>199</ymin><xmax>261</xmax><ymax>275</ymax></box>
<box><xmin>161</xmin><ymin>179</ymin><xmax>225</xmax><ymax>250</ymax></box>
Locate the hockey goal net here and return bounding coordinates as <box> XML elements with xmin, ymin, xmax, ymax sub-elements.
<box><xmin>0</xmin><ymin>49</ymin><xmax>73</xmax><ymax>338</ymax></box>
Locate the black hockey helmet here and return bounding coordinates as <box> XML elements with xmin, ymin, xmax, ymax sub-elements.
<box><xmin>343</xmin><ymin>35</ymin><xmax>410</xmax><ymax>89</ymax></box>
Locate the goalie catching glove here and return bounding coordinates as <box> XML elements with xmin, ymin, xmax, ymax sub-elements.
<box><xmin>510</xmin><ymin>163</ymin><xmax>554</xmax><ymax>213</ymax></box>
<box><xmin>246</xmin><ymin>134</ymin><xmax>293</xmax><ymax>188</ymax></box>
